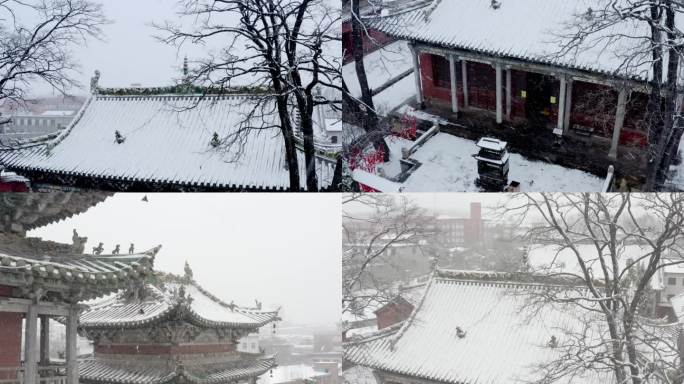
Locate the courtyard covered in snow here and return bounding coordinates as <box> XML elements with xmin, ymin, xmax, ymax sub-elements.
<box><xmin>366</xmin><ymin>131</ymin><xmax>605</xmax><ymax>192</ymax></box>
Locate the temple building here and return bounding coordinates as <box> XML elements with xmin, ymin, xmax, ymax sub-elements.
<box><xmin>0</xmin><ymin>192</ymin><xmax>158</xmax><ymax>384</ymax></box>
<box><xmin>344</xmin><ymin>269</ymin><xmax>681</xmax><ymax>384</ymax></box>
<box><xmin>363</xmin><ymin>0</ymin><xmax>684</xmax><ymax>179</ymax></box>
<box><xmin>0</xmin><ymin>75</ymin><xmax>338</xmax><ymax>192</ymax></box>
<box><xmin>77</xmin><ymin>268</ymin><xmax>280</xmax><ymax>384</ymax></box>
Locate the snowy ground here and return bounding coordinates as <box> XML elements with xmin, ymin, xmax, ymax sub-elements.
<box><xmin>343</xmin><ymin>40</ymin><xmax>416</xmax><ymax>116</ymax></box>
<box><xmin>376</xmin><ymin>133</ymin><xmax>605</xmax><ymax>192</ymax></box>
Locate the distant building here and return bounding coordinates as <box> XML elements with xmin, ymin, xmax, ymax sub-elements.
<box><xmin>257</xmin><ymin>362</ymin><xmax>339</xmax><ymax>384</ymax></box>
<box><xmin>434</xmin><ymin>202</ymin><xmax>484</xmax><ymax>246</ymax></box>
<box><xmin>239</xmin><ymin>333</ymin><xmax>262</xmax><ymax>354</ymax></box>
<box><xmin>2</xmin><ymin>110</ymin><xmax>76</xmax><ymax>140</ymax></box>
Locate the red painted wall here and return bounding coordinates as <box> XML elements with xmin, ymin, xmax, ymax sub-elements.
<box><xmin>464</xmin><ymin>202</ymin><xmax>483</xmax><ymax>245</ymax></box>
<box><xmin>95</xmin><ymin>343</ymin><xmax>237</xmax><ymax>355</ymax></box>
<box><xmin>376</xmin><ymin>300</ymin><xmax>414</xmax><ymax>330</ymax></box>
<box><xmin>342</xmin><ymin>23</ymin><xmax>394</xmax><ymax>63</ymax></box>
<box><xmin>418</xmin><ymin>54</ymin><xmax>649</xmax><ymax>146</ymax></box>
<box><xmin>0</xmin><ymin>312</ymin><xmax>23</xmax><ymax>379</ymax></box>
<box><xmin>0</xmin><ymin>286</ymin><xmax>13</xmax><ymax>297</ymax></box>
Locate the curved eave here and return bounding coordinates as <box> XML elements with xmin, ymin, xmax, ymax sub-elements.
<box><xmin>365</xmin><ymin>13</ymin><xmax>651</xmax><ymax>83</ymax></box>
<box><xmin>78</xmin><ymin>356</ymin><xmax>277</xmax><ymax>384</ymax></box>
<box><xmin>80</xmin><ymin>302</ymin><xmax>279</xmax><ymax>330</ymax></box>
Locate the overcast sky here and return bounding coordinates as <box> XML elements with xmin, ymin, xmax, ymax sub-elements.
<box><xmin>29</xmin><ymin>193</ymin><xmax>342</xmax><ymax>328</ymax></box>
<box><xmin>33</xmin><ymin>0</ymin><xmax>340</xmax><ymax>96</ymax></box>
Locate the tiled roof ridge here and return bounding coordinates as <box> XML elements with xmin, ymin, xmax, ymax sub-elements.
<box><xmin>343</xmin><ymin>320</ymin><xmax>404</xmax><ymax>346</ymax></box>
<box><xmin>96</xmin><ymin>85</ymin><xmax>272</xmax><ymax>97</ymax></box>
<box><xmin>435</xmin><ymin>268</ymin><xmax>594</xmax><ymax>287</ymax></box>
<box><xmin>387</xmin><ymin>272</ymin><xmax>437</xmax><ymax>350</ymax></box>
<box><xmin>158</xmin><ymin>272</ymin><xmax>279</xmax><ymax>317</ymax></box>
<box><xmin>94</xmin><ymin>93</ymin><xmax>272</xmax><ymax>101</ymax></box>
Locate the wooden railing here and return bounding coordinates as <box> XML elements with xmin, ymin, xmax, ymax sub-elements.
<box><xmin>0</xmin><ymin>365</ymin><xmax>67</xmax><ymax>384</ymax></box>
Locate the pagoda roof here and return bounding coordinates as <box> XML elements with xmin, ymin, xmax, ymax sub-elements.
<box><xmin>79</xmin><ymin>354</ymin><xmax>276</xmax><ymax>384</ymax></box>
<box><xmin>0</xmin><ymin>92</ymin><xmax>337</xmax><ymax>191</ymax></box>
<box><xmin>0</xmin><ymin>245</ymin><xmax>159</xmax><ymax>301</ymax></box>
<box><xmin>366</xmin><ymin>0</ymin><xmax>679</xmax><ymax>82</ymax></box>
<box><xmin>0</xmin><ymin>192</ymin><xmax>110</xmax><ymax>234</ymax></box>
<box><xmin>344</xmin><ymin>269</ymin><xmax>679</xmax><ymax>384</ymax></box>
<box><xmin>80</xmin><ymin>274</ymin><xmax>279</xmax><ymax>329</ymax></box>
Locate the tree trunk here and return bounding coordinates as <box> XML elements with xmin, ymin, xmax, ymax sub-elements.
<box><xmin>299</xmin><ymin>102</ymin><xmax>319</xmax><ymax>191</ymax></box>
<box><xmin>351</xmin><ymin>0</ymin><xmax>389</xmax><ymax>161</ymax></box>
<box><xmin>645</xmin><ymin>3</ymin><xmax>665</xmax><ymax>190</ymax></box>
<box><xmin>276</xmin><ymin>95</ymin><xmax>301</xmax><ymax>191</ymax></box>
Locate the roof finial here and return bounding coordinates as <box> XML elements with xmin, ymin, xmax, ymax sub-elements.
<box><xmin>184</xmin><ymin>261</ymin><xmax>194</xmax><ymax>281</ymax></box>
<box><xmin>90</xmin><ymin>70</ymin><xmax>101</xmax><ymax>94</ymax></box>
<box><xmin>92</xmin><ymin>242</ymin><xmax>104</xmax><ymax>255</ymax></box>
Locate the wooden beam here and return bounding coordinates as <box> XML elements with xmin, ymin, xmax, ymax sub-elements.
<box><xmin>505</xmin><ymin>68</ymin><xmax>512</xmax><ymax>118</ymax></box>
<box><xmin>40</xmin><ymin>315</ymin><xmax>50</xmax><ymax>366</ymax></box>
<box><xmin>24</xmin><ymin>304</ymin><xmax>38</xmax><ymax>384</ymax></box>
<box><xmin>564</xmin><ymin>79</ymin><xmax>573</xmax><ymax>134</ymax></box>
<box><xmin>462</xmin><ymin>59</ymin><xmax>469</xmax><ymax>107</ymax></box>
<box><xmin>410</xmin><ymin>44</ymin><xmax>423</xmax><ymax>106</ymax></box>
<box><xmin>66</xmin><ymin>306</ymin><xmax>79</xmax><ymax>384</ymax></box>
<box><xmin>609</xmin><ymin>88</ymin><xmax>629</xmax><ymax>159</ymax></box>
<box><xmin>495</xmin><ymin>62</ymin><xmax>503</xmax><ymax>124</ymax></box>
<box><xmin>0</xmin><ymin>298</ymin><xmax>70</xmax><ymax>316</ymax></box>
<box><xmin>449</xmin><ymin>55</ymin><xmax>459</xmax><ymax>114</ymax></box>
<box><xmin>557</xmin><ymin>75</ymin><xmax>567</xmax><ymax>132</ymax></box>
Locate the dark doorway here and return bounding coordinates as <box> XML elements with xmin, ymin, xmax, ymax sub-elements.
<box><xmin>525</xmin><ymin>72</ymin><xmax>554</xmax><ymax>129</ymax></box>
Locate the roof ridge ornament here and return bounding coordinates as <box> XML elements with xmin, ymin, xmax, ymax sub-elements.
<box><xmin>90</xmin><ymin>70</ymin><xmax>101</xmax><ymax>95</ymax></box>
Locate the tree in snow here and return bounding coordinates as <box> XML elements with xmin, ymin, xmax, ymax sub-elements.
<box><xmin>551</xmin><ymin>0</ymin><xmax>684</xmax><ymax>190</ymax></box>
<box><xmin>0</xmin><ymin>0</ymin><xmax>106</xmax><ymax>129</ymax></box>
<box><xmin>500</xmin><ymin>193</ymin><xmax>684</xmax><ymax>383</ymax></box>
<box><xmin>156</xmin><ymin>0</ymin><xmax>341</xmax><ymax>192</ymax></box>
<box><xmin>342</xmin><ymin>0</ymin><xmax>390</xmax><ymax>164</ymax></box>
<box><xmin>342</xmin><ymin>193</ymin><xmax>438</xmax><ymax>322</ymax></box>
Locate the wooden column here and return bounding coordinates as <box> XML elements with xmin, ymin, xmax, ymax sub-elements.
<box><xmin>495</xmin><ymin>62</ymin><xmax>503</xmax><ymax>124</ymax></box>
<box><xmin>557</xmin><ymin>76</ymin><xmax>567</xmax><ymax>132</ymax></box>
<box><xmin>449</xmin><ymin>54</ymin><xmax>459</xmax><ymax>114</ymax></box>
<box><xmin>410</xmin><ymin>44</ymin><xmax>423</xmax><ymax>106</ymax></box>
<box><xmin>66</xmin><ymin>306</ymin><xmax>79</xmax><ymax>384</ymax></box>
<box><xmin>505</xmin><ymin>68</ymin><xmax>512</xmax><ymax>119</ymax></box>
<box><xmin>39</xmin><ymin>315</ymin><xmax>50</xmax><ymax>365</ymax></box>
<box><xmin>461</xmin><ymin>59</ymin><xmax>469</xmax><ymax>107</ymax></box>
<box><xmin>24</xmin><ymin>304</ymin><xmax>38</xmax><ymax>384</ymax></box>
<box><xmin>563</xmin><ymin>79</ymin><xmax>574</xmax><ymax>134</ymax></box>
<box><xmin>609</xmin><ymin>88</ymin><xmax>628</xmax><ymax>159</ymax></box>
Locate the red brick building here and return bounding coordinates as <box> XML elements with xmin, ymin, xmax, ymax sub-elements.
<box><xmin>435</xmin><ymin>202</ymin><xmax>484</xmax><ymax>246</ymax></box>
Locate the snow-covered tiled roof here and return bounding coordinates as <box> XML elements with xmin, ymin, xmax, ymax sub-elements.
<box><xmin>0</xmin><ymin>247</ymin><xmax>159</xmax><ymax>300</ymax></box>
<box><xmin>80</xmin><ymin>275</ymin><xmax>279</xmax><ymax>329</ymax></box>
<box><xmin>79</xmin><ymin>354</ymin><xmax>276</xmax><ymax>384</ymax></box>
<box><xmin>367</xmin><ymin>0</ymin><xmax>663</xmax><ymax>81</ymax></box>
<box><xmin>0</xmin><ymin>93</ymin><xmax>337</xmax><ymax>191</ymax></box>
<box><xmin>345</xmin><ymin>269</ymin><xmax>614</xmax><ymax>384</ymax></box>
